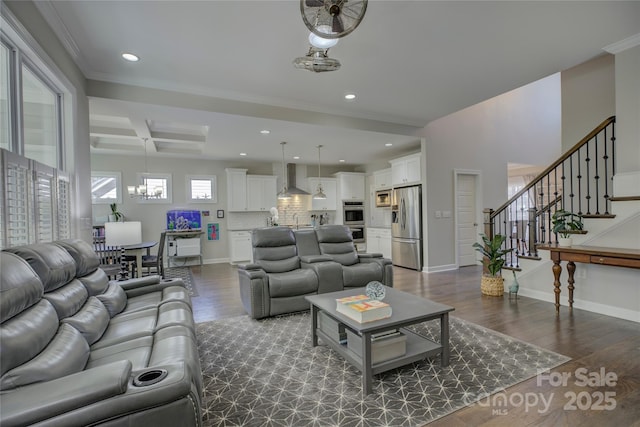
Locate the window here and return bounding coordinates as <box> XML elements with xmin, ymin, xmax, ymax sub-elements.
<box><xmin>136</xmin><ymin>173</ymin><xmax>172</xmax><ymax>203</ymax></box>
<box><xmin>187</xmin><ymin>175</ymin><xmax>217</xmax><ymax>203</ymax></box>
<box><xmin>91</xmin><ymin>171</ymin><xmax>122</xmax><ymax>204</ymax></box>
<box><xmin>1</xmin><ymin>42</ymin><xmax>11</xmax><ymax>151</ymax></box>
<box><xmin>22</xmin><ymin>63</ymin><xmax>61</xmax><ymax>169</ymax></box>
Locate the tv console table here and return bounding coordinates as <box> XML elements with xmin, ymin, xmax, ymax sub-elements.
<box><xmin>538</xmin><ymin>245</ymin><xmax>640</xmax><ymax>312</ymax></box>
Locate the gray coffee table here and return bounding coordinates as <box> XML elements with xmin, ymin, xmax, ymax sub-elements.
<box><xmin>306</xmin><ymin>287</ymin><xmax>455</xmax><ymax>395</ymax></box>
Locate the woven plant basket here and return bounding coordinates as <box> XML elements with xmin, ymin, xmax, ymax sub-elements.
<box><xmin>481</xmin><ymin>275</ymin><xmax>504</xmax><ymax>297</ymax></box>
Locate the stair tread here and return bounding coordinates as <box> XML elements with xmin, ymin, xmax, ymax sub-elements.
<box><xmin>581</xmin><ymin>214</ymin><xmax>615</xmax><ymax>219</ymax></box>
<box><xmin>517</xmin><ymin>255</ymin><xmax>542</xmax><ymax>261</ymax></box>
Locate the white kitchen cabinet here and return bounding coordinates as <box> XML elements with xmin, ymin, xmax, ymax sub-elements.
<box><xmin>229</xmin><ymin>231</ymin><xmax>253</xmax><ymax>263</ymax></box>
<box><xmin>390</xmin><ymin>153</ymin><xmax>421</xmax><ymax>186</ymax></box>
<box><xmin>335</xmin><ymin>172</ymin><xmax>366</xmax><ymax>200</ymax></box>
<box><xmin>246</xmin><ymin>175</ymin><xmax>277</xmax><ymax>211</ymax></box>
<box><xmin>366</xmin><ymin>227</ymin><xmax>392</xmax><ymax>259</ymax></box>
<box><xmin>225</xmin><ymin>168</ymin><xmax>248</xmax><ymax>211</ymax></box>
<box><xmin>308</xmin><ymin>177</ymin><xmax>337</xmax><ymax>211</ymax></box>
<box><xmin>373</xmin><ymin>168</ymin><xmax>392</xmax><ymax>190</ymax></box>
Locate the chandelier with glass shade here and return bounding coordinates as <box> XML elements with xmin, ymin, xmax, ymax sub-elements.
<box><xmin>127</xmin><ymin>138</ymin><xmax>163</xmax><ymax>199</ymax></box>
<box><xmin>313</xmin><ymin>145</ymin><xmax>327</xmax><ymax>199</ymax></box>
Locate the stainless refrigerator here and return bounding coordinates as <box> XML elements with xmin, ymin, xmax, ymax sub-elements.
<box><xmin>391</xmin><ymin>185</ymin><xmax>423</xmax><ymax>270</ymax></box>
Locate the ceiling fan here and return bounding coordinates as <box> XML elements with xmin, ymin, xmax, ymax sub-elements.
<box><xmin>300</xmin><ymin>0</ymin><xmax>368</xmax><ymax>39</ymax></box>
<box><xmin>294</xmin><ymin>0</ymin><xmax>368</xmax><ymax>72</ymax></box>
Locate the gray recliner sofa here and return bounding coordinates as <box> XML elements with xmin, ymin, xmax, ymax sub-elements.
<box><xmin>238</xmin><ymin>225</ymin><xmax>393</xmax><ymax>319</ymax></box>
<box><xmin>0</xmin><ymin>239</ymin><xmax>202</xmax><ymax>427</ymax></box>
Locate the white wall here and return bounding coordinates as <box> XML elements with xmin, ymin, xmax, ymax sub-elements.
<box><xmin>561</xmin><ymin>54</ymin><xmax>615</xmax><ymax>151</ymax></box>
<box><xmin>419</xmin><ymin>74</ymin><xmax>562</xmax><ymax>269</ymax></box>
<box><xmin>615</xmin><ymin>45</ymin><xmax>640</xmax><ymax>176</ymax></box>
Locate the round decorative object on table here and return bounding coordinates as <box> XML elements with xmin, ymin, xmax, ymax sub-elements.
<box><xmin>365</xmin><ymin>281</ymin><xmax>386</xmax><ymax>300</ymax></box>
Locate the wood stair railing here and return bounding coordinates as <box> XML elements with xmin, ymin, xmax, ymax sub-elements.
<box><xmin>484</xmin><ymin>116</ymin><xmax>617</xmax><ymax>269</ymax></box>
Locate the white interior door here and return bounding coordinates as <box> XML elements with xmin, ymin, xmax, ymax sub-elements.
<box><xmin>456</xmin><ymin>174</ymin><xmax>478</xmax><ymax>267</ymax></box>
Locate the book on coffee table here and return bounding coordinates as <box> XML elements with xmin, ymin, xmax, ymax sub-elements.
<box><xmin>336</xmin><ymin>295</ymin><xmax>392</xmax><ymax>323</ymax></box>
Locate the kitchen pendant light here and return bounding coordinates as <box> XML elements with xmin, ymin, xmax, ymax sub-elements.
<box><xmin>277</xmin><ymin>142</ymin><xmax>291</xmax><ymax>200</ymax></box>
<box><xmin>127</xmin><ymin>138</ymin><xmax>163</xmax><ymax>199</ymax></box>
<box><xmin>313</xmin><ymin>145</ymin><xmax>327</xmax><ymax>200</ymax></box>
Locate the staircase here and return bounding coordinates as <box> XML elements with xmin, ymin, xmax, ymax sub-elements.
<box><xmin>482</xmin><ymin>116</ymin><xmax>640</xmax><ymax>322</ymax></box>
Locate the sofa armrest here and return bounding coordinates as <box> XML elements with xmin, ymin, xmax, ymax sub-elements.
<box><xmin>238</xmin><ymin>267</ymin><xmax>270</xmax><ymax>319</ymax></box>
<box><xmin>359</xmin><ymin>256</ymin><xmax>394</xmax><ymax>287</ymax></box>
<box><xmin>358</xmin><ymin>253</ymin><xmax>383</xmax><ymax>259</ymax></box>
<box><xmin>302</xmin><ymin>261</ymin><xmax>343</xmax><ymax>294</ymax></box>
<box><xmin>0</xmin><ymin>360</ymin><xmax>131</xmax><ymax>427</ymax></box>
<box><xmin>238</xmin><ymin>263</ymin><xmax>261</xmax><ymax>270</ymax></box>
<box><xmin>114</xmin><ymin>275</ymin><xmax>161</xmax><ymax>290</ymax></box>
<box><xmin>300</xmin><ymin>254</ymin><xmax>333</xmax><ymax>264</ymax></box>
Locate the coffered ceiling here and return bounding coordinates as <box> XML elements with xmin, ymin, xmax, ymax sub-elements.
<box><xmin>35</xmin><ymin>1</ymin><xmax>640</xmax><ymax>166</ymax></box>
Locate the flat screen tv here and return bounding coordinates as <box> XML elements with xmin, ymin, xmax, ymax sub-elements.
<box><xmin>167</xmin><ymin>210</ymin><xmax>202</xmax><ymax>231</ymax></box>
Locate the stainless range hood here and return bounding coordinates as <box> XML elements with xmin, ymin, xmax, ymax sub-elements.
<box><xmin>285</xmin><ymin>163</ymin><xmax>310</xmax><ymax>196</ymax></box>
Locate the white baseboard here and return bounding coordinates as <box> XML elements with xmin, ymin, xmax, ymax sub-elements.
<box><xmin>203</xmin><ymin>258</ymin><xmax>231</xmax><ymax>264</ymax></box>
<box><xmin>518</xmin><ymin>288</ymin><xmax>639</xmax><ymax>323</ymax></box>
<box><xmin>424</xmin><ymin>263</ymin><xmax>458</xmax><ymax>273</ymax></box>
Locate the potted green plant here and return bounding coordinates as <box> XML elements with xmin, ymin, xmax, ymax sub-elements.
<box><xmin>551</xmin><ymin>209</ymin><xmax>583</xmax><ymax>247</ymax></box>
<box><xmin>109</xmin><ymin>203</ymin><xmax>124</xmax><ymax>222</ymax></box>
<box><xmin>473</xmin><ymin>233</ymin><xmax>513</xmax><ymax>296</ymax></box>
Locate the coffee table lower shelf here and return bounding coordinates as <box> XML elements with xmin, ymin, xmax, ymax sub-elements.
<box><xmin>316</xmin><ymin>327</ymin><xmax>442</xmax><ymax>376</ymax></box>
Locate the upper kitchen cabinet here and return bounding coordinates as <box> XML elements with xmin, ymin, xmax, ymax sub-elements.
<box><xmin>308</xmin><ymin>177</ymin><xmax>337</xmax><ymax>211</ymax></box>
<box><xmin>226</xmin><ymin>169</ymin><xmax>277</xmax><ymax>212</ymax></box>
<box><xmin>226</xmin><ymin>168</ymin><xmax>248</xmax><ymax>211</ymax></box>
<box><xmin>373</xmin><ymin>168</ymin><xmax>392</xmax><ymax>190</ymax></box>
<box><xmin>335</xmin><ymin>172</ymin><xmax>366</xmax><ymax>200</ymax></box>
<box><xmin>247</xmin><ymin>175</ymin><xmax>277</xmax><ymax>211</ymax></box>
<box><xmin>390</xmin><ymin>153</ymin><xmax>421</xmax><ymax>186</ymax></box>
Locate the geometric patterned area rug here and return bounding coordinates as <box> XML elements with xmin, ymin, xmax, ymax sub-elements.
<box><xmin>164</xmin><ymin>267</ymin><xmax>198</xmax><ymax>297</ymax></box>
<box><xmin>196</xmin><ymin>312</ymin><xmax>570</xmax><ymax>426</ymax></box>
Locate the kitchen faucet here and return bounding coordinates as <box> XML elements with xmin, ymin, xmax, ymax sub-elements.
<box><xmin>293</xmin><ymin>213</ymin><xmax>299</xmax><ymax>229</ymax></box>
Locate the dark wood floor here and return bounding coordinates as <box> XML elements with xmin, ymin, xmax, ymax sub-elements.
<box><xmin>189</xmin><ymin>263</ymin><xmax>640</xmax><ymax>426</ymax></box>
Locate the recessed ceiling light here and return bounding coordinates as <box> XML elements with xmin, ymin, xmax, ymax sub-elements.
<box><xmin>293</xmin><ymin>156</ymin><xmax>300</xmax><ymax>160</ymax></box>
<box><xmin>339</xmin><ymin>159</ymin><xmax>346</xmax><ymax>163</ymax></box>
<box><xmin>260</xmin><ymin>130</ymin><xmax>270</xmax><ymax>134</ymax></box>
<box><xmin>240</xmin><ymin>152</ymin><xmax>247</xmax><ymax>156</ymax></box>
<box><xmin>385</xmin><ymin>143</ymin><xmax>393</xmax><ymax>147</ymax></box>
<box><xmin>344</xmin><ymin>93</ymin><xmax>356</xmax><ymax>100</ymax></box>
<box><xmin>122</xmin><ymin>53</ymin><xmax>139</xmax><ymax>62</ymax></box>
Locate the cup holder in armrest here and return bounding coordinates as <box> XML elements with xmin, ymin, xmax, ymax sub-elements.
<box><xmin>133</xmin><ymin>369</ymin><xmax>168</xmax><ymax>387</ymax></box>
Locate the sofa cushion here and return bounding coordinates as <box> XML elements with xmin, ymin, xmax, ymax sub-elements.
<box><xmin>87</xmin><ymin>336</ymin><xmax>153</xmax><ymax>371</ymax></box>
<box><xmin>62</xmin><ymin>297</ymin><xmax>110</xmax><ymax>345</ymax></box>
<box><xmin>0</xmin><ymin>299</ymin><xmax>59</xmax><ymax>378</ymax></box>
<box><xmin>78</xmin><ymin>268</ymin><xmax>110</xmax><ymax>296</ymax></box>
<box><xmin>96</xmin><ymin>283</ymin><xmax>127</xmax><ymax>317</ymax></box>
<box><xmin>1</xmin><ymin>323</ymin><xmax>89</xmax><ymax>390</ymax></box>
<box><xmin>253</xmin><ymin>227</ymin><xmax>301</xmax><ymax>273</ymax></box>
<box><xmin>43</xmin><ymin>279</ymin><xmax>89</xmax><ymax>319</ymax></box>
<box><xmin>342</xmin><ymin>263</ymin><xmax>383</xmax><ymax>288</ymax></box>
<box><xmin>316</xmin><ymin>226</ymin><xmax>359</xmax><ymax>266</ymax></box>
<box><xmin>5</xmin><ymin>243</ymin><xmax>76</xmax><ymax>292</ymax></box>
<box><xmin>268</xmin><ymin>269</ymin><xmax>318</xmax><ymax>298</ymax></box>
<box><xmin>0</xmin><ymin>252</ymin><xmax>44</xmax><ymax>323</ymax></box>
<box><xmin>56</xmin><ymin>239</ymin><xmax>100</xmax><ymax>277</ymax></box>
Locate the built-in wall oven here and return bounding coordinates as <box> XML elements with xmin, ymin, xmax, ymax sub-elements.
<box><xmin>343</xmin><ymin>201</ymin><xmax>365</xmax><ymax>244</ymax></box>
<box><xmin>343</xmin><ymin>201</ymin><xmax>365</xmax><ymax>225</ymax></box>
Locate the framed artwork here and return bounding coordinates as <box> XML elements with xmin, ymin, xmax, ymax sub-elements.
<box><xmin>208</xmin><ymin>223</ymin><xmax>220</xmax><ymax>240</ymax></box>
<box><xmin>217</xmin><ymin>210</ymin><xmax>224</xmax><ymax>218</ymax></box>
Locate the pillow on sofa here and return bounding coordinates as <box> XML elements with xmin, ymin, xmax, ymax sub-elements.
<box><xmin>96</xmin><ymin>283</ymin><xmax>127</xmax><ymax>317</ymax></box>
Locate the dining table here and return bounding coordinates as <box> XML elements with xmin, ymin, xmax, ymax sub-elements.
<box><xmin>121</xmin><ymin>241</ymin><xmax>157</xmax><ymax>278</ymax></box>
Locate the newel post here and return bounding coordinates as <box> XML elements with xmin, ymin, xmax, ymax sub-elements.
<box><xmin>483</xmin><ymin>208</ymin><xmax>494</xmax><ymax>241</ymax></box>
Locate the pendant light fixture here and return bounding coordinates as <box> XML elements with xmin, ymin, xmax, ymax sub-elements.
<box><xmin>313</xmin><ymin>145</ymin><xmax>327</xmax><ymax>200</ymax></box>
<box><xmin>128</xmin><ymin>138</ymin><xmax>163</xmax><ymax>199</ymax></box>
<box><xmin>277</xmin><ymin>142</ymin><xmax>291</xmax><ymax>200</ymax></box>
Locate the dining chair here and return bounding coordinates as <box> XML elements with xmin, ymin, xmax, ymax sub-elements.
<box><xmin>140</xmin><ymin>231</ymin><xmax>166</xmax><ymax>277</ymax></box>
<box><xmin>93</xmin><ymin>235</ymin><xmax>123</xmax><ymax>280</ymax></box>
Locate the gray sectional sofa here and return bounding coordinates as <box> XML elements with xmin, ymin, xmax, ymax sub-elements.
<box><xmin>0</xmin><ymin>239</ymin><xmax>202</xmax><ymax>427</ymax></box>
<box><xmin>238</xmin><ymin>225</ymin><xmax>393</xmax><ymax>319</ymax></box>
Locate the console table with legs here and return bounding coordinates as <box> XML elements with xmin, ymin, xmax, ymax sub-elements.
<box><xmin>538</xmin><ymin>245</ymin><xmax>640</xmax><ymax>312</ymax></box>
